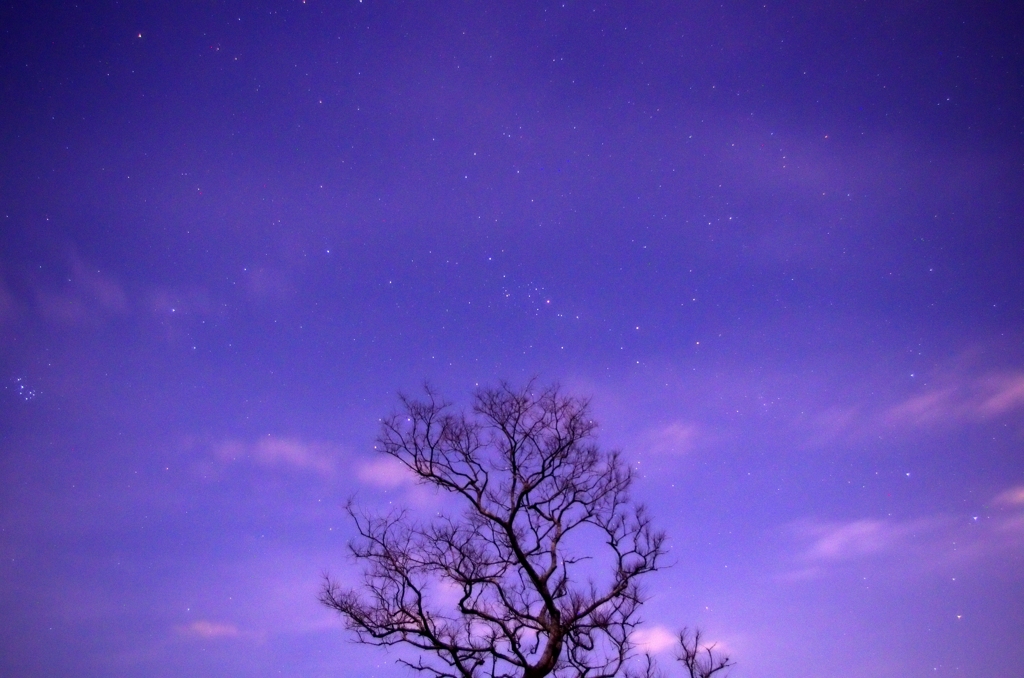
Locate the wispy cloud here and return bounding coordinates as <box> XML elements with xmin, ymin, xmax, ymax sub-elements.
<box><xmin>795</xmin><ymin>518</ymin><xmax>937</xmax><ymax>562</ymax></box>
<box><xmin>993</xmin><ymin>485</ymin><xmax>1024</xmax><ymax>508</ymax></box>
<box><xmin>886</xmin><ymin>371</ymin><xmax>1024</xmax><ymax>427</ymax></box>
<box><xmin>33</xmin><ymin>250</ymin><xmax>128</xmax><ymax>325</ymax></box>
<box><xmin>178</xmin><ymin>620</ymin><xmax>240</xmax><ymax>639</ymax></box>
<box><xmin>254</xmin><ymin>437</ymin><xmax>336</xmax><ymax>475</ymax></box>
<box><xmin>632</xmin><ymin>625</ymin><xmax>679</xmax><ymax>654</ymax></box>
<box><xmin>784</xmin><ymin>488</ymin><xmax>1024</xmax><ymax>581</ymax></box>
<box><xmin>978</xmin><ymin>374</ymin><xmax>1024</xmax><ymax>417</ymax></box>
<box><xmin>212</xmin><ymin>436</ymin><xmax>338</xmax><ymax>477</ymax></box>
<box><xmin>643</xmin><ymin>421</ymin><xmax>702</xmax><ymax>456</ymax></box>
<box><xmin>356</xmin><ymin>456</ymin><xmax>415</xmax><ymax>489</ymax></box>
<box><xmin>779</xmin><ymin>363</ymin><xmax>1024</xmax><ymax>449</ymax></box>
<box><xmin>0</xmin><ymin>267</ymin><xmax>17</xmax><ymax>326</ymax></box>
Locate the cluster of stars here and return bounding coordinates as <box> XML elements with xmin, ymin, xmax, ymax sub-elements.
<box><xmin>13</xmin><ymin>377</ymin><xmax>37</xmax><ymax>401</ymax></box>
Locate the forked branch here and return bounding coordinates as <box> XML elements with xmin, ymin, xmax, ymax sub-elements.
<box><xmin>321</xmin><ymin>383</ymin><xmax>668</xmax><ymax>678</ymax></box>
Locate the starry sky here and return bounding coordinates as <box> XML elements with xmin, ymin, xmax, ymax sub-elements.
<box><xmin>1</xmin><ymin>2</ymin><xmax>1023</xmax><ymax>676</ymax></box>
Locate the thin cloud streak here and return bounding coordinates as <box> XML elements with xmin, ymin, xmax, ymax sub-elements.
<box><xmin>783</xmin><ymin>485</ymin><xmax>1024</xmax><ymax>580</ymax></box>
<box><xmin>210</xmin><ymin>437</ymin><xmax>339</xmax><ymax>477</ymax></box>
<box><xmin>178</xmin><ymin>620</ymin><xmax>241</xmax><ymax>640</ymax></box>
<box><xmin>886</xmin><ymin>371</ymin><xmax>1024</xmax><ymax>427</ymax></box>
<box><xmin>643</xmin><ymin>421</ymin><xmax>703</xmax><ymax>456</ymax></box>
<box><xmin>356</xmin><ymin>456</ymin><xmax>415</xmax><ymax>489</ymax></box>
<box><xmin>993</xmin><ymin>486</ymin><xmax>1024</xmax><ymax>508</ymax></box>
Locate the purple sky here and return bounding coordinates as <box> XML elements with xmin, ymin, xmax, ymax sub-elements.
<box><xmin>2</xmin><ymin>2</ymin><xmax>1023</xmax><ymax>676</ymax></box>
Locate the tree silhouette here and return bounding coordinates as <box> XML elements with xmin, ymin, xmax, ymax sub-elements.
<box><xmin>676</xmin><ymin>628</ymin><xmax>733</xmax><ymax>678</ymax></box>
<box><xmin>320</xmin><ymin>382</ymin><xmax>668</xmax><ymax>678</ymax></box>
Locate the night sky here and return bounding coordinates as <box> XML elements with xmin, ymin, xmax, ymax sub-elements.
<box><xmin>2</xmin><ymin>2</ymin><xmax>1023</xmax><ymax>676</ymax></box>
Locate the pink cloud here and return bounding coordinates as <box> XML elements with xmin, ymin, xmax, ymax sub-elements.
<box><xmin>993</xmin><ymin>486</ymin><xmax>1024</xmax><ymax>508</ymax></box>
<box><xmin>356</xmin><ymin>456</ymin><xmax>415</xmax><ymax>489</ymax></box>
<box><xmin>0</xmin><ymin>269</ymin><xmax>18</xmax><ymax>325</ymax></box>
<box><xmin>886</xmin><ymin>371</ymin><xmax>1024</xmax><ymax>427</ymax></box>
<box><xmin>632</xmin><ymin>625</ymin><xmax>680</xmax><ymax>654</ymax></box>
<box><xmin>798</xmin><ymin>519</ymin><xmax>923</xmax><ymax>561</ymax></box>
<box><xmin>977</xmin><ymin>374</ymin><xmax>1024</xmax><ymax>416</ymax></box>
<box><xmin>644</xmin><ymin>421</ymin><xmax>702</xmax><ymax>456</ymax></box>
<box><xmin>178</xmin><ymin>620</ymin><xmax>240</xmax><ymax>639</ymax></box>
<box><xmin>785</xmin><ymin>501</ymin><xmax>1024</xmax><ymax>580</ymax></box>
<box><xmin>33</xmin><ymin>251</ymin><xmax>128</xmax><ymax>324</ymax></box>
<box><xmin>253</xmin><ymin>437</ymin><xmax>336</xmax><ymax>476</ymax></box>
<box><xmin>211</xmin><ymin>436</ymin><xmax>338</xmax><ymax>477</ymax></box>
<box><xmin>62</xmin><ymin>251</ymin><xmax>126</xmax><ymax>313</ymax></box>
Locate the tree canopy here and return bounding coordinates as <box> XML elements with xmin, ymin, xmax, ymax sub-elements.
<box><xmin>321</xmin><ymin>383</ymin><xmax>730</xmax><ymax>678</ymax></box>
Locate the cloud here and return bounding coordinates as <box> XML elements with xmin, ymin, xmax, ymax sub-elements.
<box><xmin>211</xmin><ymin>436</ymin><xmax>338</xmax><ymax>477</ymax></box>
<box><xmin>178</xmin><ymin>620</ymin><xmax>240</xmax><ymax>639</ymax></box>
<box><xmin>783</xmin><ymin>502</ymin><xmax>1024</xmax><ymax>581</ymax></box>
<box><xmin>0</xmin><ymin>268</ymin><xmax>17</xmax><ymax>325</ymax></box>
<box><xmin>886</xmin><ymin>371</ymin><xmax>1024</xmax><ymax>427</ymax></box>
<box><xmin>356</xmin><ymin>456</ymin><xmax>415</xmax><ymax>489</ymax></box>
<box><xmin>797</xmin><ymin>519</ymin><xmax>927</xmax><ymax>562</ymax></box>
<box><xmin>33</xmin><ymin>253</ymin><xmax>128</xmax><ymax>325</ymax></box>
<box><xmin>253</xmin><ymin>437</ymin><xmax>336</xmax><ymax>475</ymax></box>
<box><xmin>977</xmin><ymin>374</ymin><xmax>1024</xmax><ymax>417</ymax></box>
<box><xmin>352</xmin><ymin>456</ymin><xmax>447</xmax><ymax>511</ymax></box>
<box><xmin>742</xmin><ymin>354</ymin><xmax>1024</xmax><ymax>450</ymax></box>
<box><xmin>643</xmin><ymin>422</ymin><xmax>702</xmax><ymax>456</ymax></box>
<box><xmin>795</xmin><ymin>405</ymin><xmax>863</xmax><ymax>448</ymax></box>
<box><xmin>632</xmin><ymin>625</ymin><xmax>679</xmax><ymax>654</ymax></box>
<box><xmin>993</xmin><ymin>485</ymin><xmax>1024</xmax><ymax>508</ymax></box>
<box><xmin>885</xmin><ymin>388</ymin><xmax>956</xmax><ymax>425</ymax></box>
<box><xmin>990</xmin><ymin>486</ymin><xmax>1024</xmax><ymax>544</ymax></box>
<box><xmin>782</xmin><ymin>516</ymin><xmax>950</xmax><ymax>580</ymax></box>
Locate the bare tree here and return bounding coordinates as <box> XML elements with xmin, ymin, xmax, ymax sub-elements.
<box><xmin>320</xmin><ymin>382</ymin><xmax>666</xmax><ymax>678</ymax></box>
<box><xmin>676</xmin><ymin>628</ymin><xmax>733</xmax><ymax>678</ymax></box>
